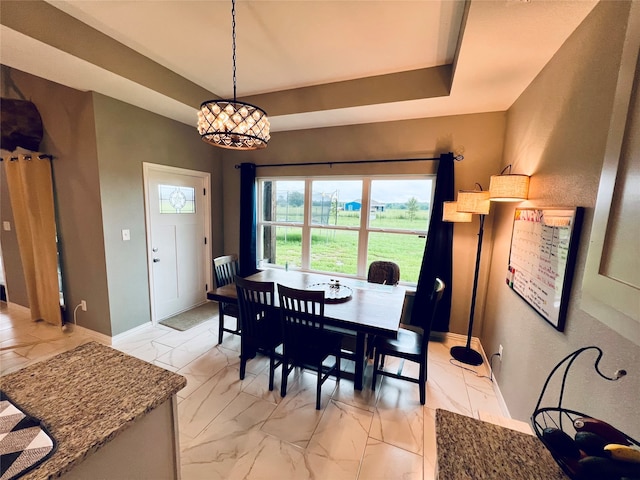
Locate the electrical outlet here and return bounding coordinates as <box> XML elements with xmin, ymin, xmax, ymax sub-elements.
<box><xmin>499</xmin><ymin>344</ymin><xmax>504</xmax><ymax>360</ymax></box>
<box><xmin>81</xmin><ymin>300</ymin><xmax>87</xmax><ymax>312</ymax></box>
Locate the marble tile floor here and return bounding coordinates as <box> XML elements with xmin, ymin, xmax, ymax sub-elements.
<box><xmin>0</xmin><ymin>301</ymin><xmax>524</xmax><ymax>480</ymax></box>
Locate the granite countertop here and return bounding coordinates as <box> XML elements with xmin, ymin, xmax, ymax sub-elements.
<box><xmin>0</xmin><ymin>341</ymin><xmax>186</xmax><ymax>479</ymax></box>
<box><xmin>436</xmin><ymin>408</ymin><xmax>569</xmax><ymax>480</ymax></box>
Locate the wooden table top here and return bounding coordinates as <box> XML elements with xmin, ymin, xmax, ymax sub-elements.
<box><xmin>207</xmin><ymin>269</ymin><xmax>407</xmax><ymax>337</ymax></box>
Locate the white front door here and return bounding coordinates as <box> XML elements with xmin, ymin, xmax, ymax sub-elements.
<box><xmin>144</xmin><ymin>164</ymin><xmax>211</xmax><ymax>321</ymax></box>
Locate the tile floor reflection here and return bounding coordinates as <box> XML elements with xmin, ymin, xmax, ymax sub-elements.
<box><xmin>1</xmin><ymin>301</ymin><xmax>523</xmax><ymax>480</ymax></box>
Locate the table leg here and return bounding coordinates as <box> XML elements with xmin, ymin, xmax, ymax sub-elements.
<box><xmin>354</xmin><ymin>332</ymin><xmax>366</xmax><ymax>390</ymax></box>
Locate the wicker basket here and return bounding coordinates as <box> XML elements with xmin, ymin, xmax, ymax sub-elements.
<box><xmin>531</xmin><ymin>346</ymin><xmax>639</xmax><ymax>480</ymax></box>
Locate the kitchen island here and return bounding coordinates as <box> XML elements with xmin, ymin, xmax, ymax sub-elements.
<box><xmin>435</xmin><ymin>408</ymin><xmax>568</xmax><ymax>479</ymax></box>
<box><xmin>0</xmin><ymin>341</ymin><xmax>186</xmax><ymax>479</ymax></box>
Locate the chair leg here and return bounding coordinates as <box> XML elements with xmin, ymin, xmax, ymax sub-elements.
<box><xmin>316</xmin><ymin>362</ymin><xmax>322</xmax><ymax>410</ymax></box>
<box><xmin>371</xmin><ymin>351</ymin><xmax>380</xmax><ymax>391</ymax></box>
<box><xmin>419</xmin><ymin>360</ymin><xmax>426</xmax><ymax>405</ymax></box>
<box><xmin>218</xmin><ymin>307</ymin><xmax>225</xmax><ymax>344</ymax></box>
<box><xmin>268</xmin><ymin>354</ymin><xmax>275</xmax><ymax>391</ymax></box>
<box><xmin>239</xmin><ymin>356</ymin><xmax>247</xmax><ymax>380</ymax></box>
<box><xmin>281</xmin><ymin>360</ymin><xmax>289</xmax><ymax>398</ymax></box>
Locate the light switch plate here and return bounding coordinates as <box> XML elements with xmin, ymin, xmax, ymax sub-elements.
<box><xmin>122</xmin><ymin>229</ymin><xmax>131</xmax><ymax>241</ymax></box>
<box><xmin>2</xmin><ymin>221</ymin><xmax>10</xmax><ymax>231</ymax></box>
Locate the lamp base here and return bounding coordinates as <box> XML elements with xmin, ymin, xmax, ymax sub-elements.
<box><xmin>450</xmin><ymin>346</ymin><xmax>483</xmax><ymax>366</ymax></box>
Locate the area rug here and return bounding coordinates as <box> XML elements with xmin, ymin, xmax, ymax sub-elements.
<box><xmin>159</xmin><ymin>302</ymin><xmax>219</xmax><ymax>331</ymax></box>
<box><xmin>0</xmin><ymin>391</ymin><xmax>56</xmax><ymax>480</ymax></box>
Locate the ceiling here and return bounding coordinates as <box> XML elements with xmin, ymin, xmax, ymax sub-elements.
<box><xmin>0</xmin><ymin>0</ymin><xmax>598</xmax><ymax>133</ymax></box>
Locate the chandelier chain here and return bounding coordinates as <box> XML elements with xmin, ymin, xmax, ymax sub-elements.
<box><xmin>231</xmin><ymin>0</ymin><xmax>237</xmax><ymax>101</ymax></box>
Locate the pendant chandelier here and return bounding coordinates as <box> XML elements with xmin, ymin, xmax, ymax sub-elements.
<box><xmin>197</xmin><ymin>0</ymin><xmax>270</xmax><ymax>150</ymax></box>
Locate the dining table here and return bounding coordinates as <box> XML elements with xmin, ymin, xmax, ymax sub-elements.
<box><xmin>206</xmin><ymin>268</ymin><xmax>408</xmax><ymax>390</ymax></box>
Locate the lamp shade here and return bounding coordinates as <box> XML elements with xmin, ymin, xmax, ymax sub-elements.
<box><xmin>489</xmin><ymin>174</ymin><xmax>529</xmax><ymax>202</ymax></box>
<box><xmin>457</xmin><ymin>190</ymin><xmax>490</xmax><ymax>215</ymax></box>
<box><xmin>443</xmin><ymin>201</ymin><xmax>473</xmax><ymax>222</ymax></box>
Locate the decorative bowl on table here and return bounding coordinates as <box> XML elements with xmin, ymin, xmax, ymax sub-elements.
<box><xmin>307</xmin><ymin>280</ymin><xmax>353</xmax><ymax>303</ymax></box>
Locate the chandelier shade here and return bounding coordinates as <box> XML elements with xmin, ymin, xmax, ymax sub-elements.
<box><xmin>457</xmin><ymin>190</ymin><xmax>491</xmax><ymax>215</ymax></box>
<box><xmin>489</xmin><ymin>173</ymin><xmax>530</xmax><ymax>202</ymax></box>
<box><xmin>442</xmin><ymin>201</ymin><xmax>473</xmax><ymax>222</ymax></box>
<box><xmin>197</xmin><ymin>100</ymin><xmax>270</xmax><ymax>150</ymax></box>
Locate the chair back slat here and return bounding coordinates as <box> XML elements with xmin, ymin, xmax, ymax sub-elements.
<box><xmin>278</xmin><ymin>284</ymin><xmax>326</xmax><ymax>356</ymax></box>
<box><xmin>421</xmin><ymin>278</ymin><xmax>445</xmax><ymax>350</ymax></box>
<box><xmin>214</xmin><ymin>254</ymin><xmax>239</xmax><ymax>287</ymax></box>
<box><xmin>235</xmin><ymin>276</ymin><xmax>276</xmax><ymax>340</ymax></box>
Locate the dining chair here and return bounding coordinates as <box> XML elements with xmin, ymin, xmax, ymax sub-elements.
<box><xmin>367</xmin><ymin>260</ymin><xmax>400</xmax><ymax>286</ymax></box>
<box><xmin>214</xmin><ymin>254</ymin><xmax>240</xmax><ymax>344</ymax></box>
<box><xmin>235</xmin><ymin>276</ymin><xmax>282</xmax><ymax>390</ymax></box>
<box><xmin>277</xmin><ymin>284</ymin><xmax>342</xmax><ymax>410</ymax></box>
<box><xmin>371</xmin><ymin>278</ymin><xmax>445</xmax><ymax>405</ymax></box>
<box><xmin>365</xmin><ymin>260</ymin><xmax>401</xmax><ymax>359</ymax></box>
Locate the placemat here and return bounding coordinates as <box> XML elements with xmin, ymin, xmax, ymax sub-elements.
<box><xmin>0</xmin><ymin>391</ymin><xmax>56</xmax><ymax>480</ymax></box>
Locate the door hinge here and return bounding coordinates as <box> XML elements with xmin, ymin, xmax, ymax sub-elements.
<box><xmin>204</xmin><ymin>237</ymin><xmax>207</xmax><ymax>245</ymax></box>
<box><xmin>205</xmin><ymin>283</ymin><xmax>208</xmax><ymax>291</ymax></box>
<box><xmin>203</xmin><ymin>188</ymin><xmax>206</xmax><ymax>196</ymax></box>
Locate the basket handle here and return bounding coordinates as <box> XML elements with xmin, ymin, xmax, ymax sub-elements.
<box><xmin>533</xmin><ymin>346</ymin><xmax>627</xmax><ymax>417</ymax></box>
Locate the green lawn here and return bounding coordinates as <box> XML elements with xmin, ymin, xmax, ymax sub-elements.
<box><xmin>271</xmin><ymin>209</ymin><xmax>429</xmax><ymax>283</ymax></box>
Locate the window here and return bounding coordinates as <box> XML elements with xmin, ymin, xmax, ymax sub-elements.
<box><xmin>158</xmin><ymin>185</ymin><xmax>196</xmax><ymax>214</ymax></box>
<box><xmin>257</xmin><ymin>176</ymin><xmax>434</xmax><ymax>283</ymax></box>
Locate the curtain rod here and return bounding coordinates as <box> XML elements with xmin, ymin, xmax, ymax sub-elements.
<box><xmin>234</xmin><ymin>154</ymin><xmax>463</xmax><ymax>169</ymax></box>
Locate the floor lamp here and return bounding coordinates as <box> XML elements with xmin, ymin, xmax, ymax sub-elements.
<box><xmin>443</xmin><ymin>188</ymin><xmax>491</xmax><ymax>366</ymax></box>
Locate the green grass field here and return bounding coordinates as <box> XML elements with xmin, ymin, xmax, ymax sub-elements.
<box><xmin>270</xmin><ymin>208</ymin><xmax>429</xmax><ymax>283</ymax></box>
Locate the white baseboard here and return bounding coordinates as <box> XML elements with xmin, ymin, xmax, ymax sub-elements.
<box><xmin>70</xmin><ymin>324</ymin><xmax>113</xmax><ymax>345</ymax></box>
<box><xmin>69</xmin><ymin>321</ymin><xmax>155</xmax><ymax>346</ymax></box>
<box><xmin>111</xmin><ymin>322</ymin><xmax>155</xmax><ymax>345</ymax></box>
<box><xmin>442</xmin><ymin>332</ymin><xmax>511</xmax><ymax>419</ymax></box>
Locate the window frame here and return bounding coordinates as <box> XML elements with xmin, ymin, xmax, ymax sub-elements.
<box><xmin>257</xmin><ymin>174</ymin><xmax>435</xmax><ymax>283</ymax></box>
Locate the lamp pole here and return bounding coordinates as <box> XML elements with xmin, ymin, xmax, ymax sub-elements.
<box><xmin>450</xmin><ymin>213</ymin><xmax>485</xmax><ymax>366</ymax></box>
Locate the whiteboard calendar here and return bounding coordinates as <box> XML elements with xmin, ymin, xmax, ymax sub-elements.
<box><xmin>507</xmin><ymin>207</ymin><xmax>583</xmax><ymax>331</ymax></box>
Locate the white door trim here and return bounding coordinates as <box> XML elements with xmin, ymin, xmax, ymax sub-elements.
<box><xmin>142</xmin><ymin>162</ymin><xmax>212</xmax><ymax>325</ymax></box>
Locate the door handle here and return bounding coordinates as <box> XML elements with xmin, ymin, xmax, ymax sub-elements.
<box><xmin>153</xmin><ymin>258</ymin><xmax>160</xmax><ymax>263</ymax></box>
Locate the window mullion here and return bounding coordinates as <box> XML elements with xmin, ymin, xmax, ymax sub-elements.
<box><xmin>357</xmin><ymin>178</ymin><xmax>371</xmax><ymax>277</ymax></box>
<box><xmin>301</xmin><ymin>179</ymin><xmax>312</xmax><ymax>269</ymax></box>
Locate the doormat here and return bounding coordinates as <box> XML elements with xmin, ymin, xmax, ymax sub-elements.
<box><xmin>159</xmin><ymin>302</ymin><xmax>219</xmax><ymax>332</ymax></box>
<box><xmin>0</xmin><ymin>391</ymin><xmax>56</xmax><ymax>480</ymax></box>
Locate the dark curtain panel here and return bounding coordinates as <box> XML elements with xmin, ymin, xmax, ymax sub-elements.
<box><xmin>409</xmin><ymin>152</ymin><xmax>455</xmax><ymax>332</ymax></box>
<box><xmin>238</xmin><ymin>162</ymin><xmax>258</xmax><ymax>277</ymax></box>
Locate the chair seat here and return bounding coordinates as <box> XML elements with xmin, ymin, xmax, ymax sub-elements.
<box><xmin>286</xmin><ymin>330</ymin><xmax>342</xmax><ymax>365</ymax></box>
<box><xmin>223</xmin><ymin>302</ymin><xmax>239</xmax><ymax>317</ymax></box>
<box><xmin>375</xmin><ymin>328</ymin><xmax>422</xmax><ymax>357</ymax></box>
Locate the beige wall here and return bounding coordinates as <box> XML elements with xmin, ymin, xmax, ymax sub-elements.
<box><xmin>0</xmin><ymin>66</ymin><xmax>224</xmax><ymax>336</ymax></box>
<box><xmin>1</xmin><ymin>65</ymin><xmax>108</xmax><ymax>330</ymax></box>
<box><xmin>92</xmin><ymin>93</ymin><xmax>222</xmax><ymax>335</ymax></box>
<box><xmin>219</xmin><ymin>112</ymin><xmax>506</xmax><ymax>336</ymax></box>
<box><xmin>482</xmin><ymin>0</ymin><xmax>640</xmax><ymax>438</ymax></box>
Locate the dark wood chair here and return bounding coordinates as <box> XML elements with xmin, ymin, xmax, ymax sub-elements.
<box><xmin>277</xmin><ymin>284</ymin><xmax>342</xmax><ymax>410</ymax></box>
<box><xmin>365</xmin><ymin>260</ymin><xmax>401</xmax><ymax>358</ymax></box>
<box><xmin>214</xmin><ymin>254</ymin><xmax>240</xmax><ymax>344</ymax></box>
<box><xmin>371</xmin><ymin>278</ymin><xmax>445</xmax><ymax>405</ymax></box>
<box><xmin>235</xmin><ymin>276</ymin><xmax>282</xmax><ymax>390</ymax></box>
<box><xmin>367</xmin><ymin>260</ymin><xmax>400</xmax><ymax>285</ymax></box>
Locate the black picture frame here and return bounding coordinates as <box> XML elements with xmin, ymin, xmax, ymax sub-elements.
<box><xmin>506</xmin><ymin>207</ymin><xmax>583</xmax><ymax>331</ymax></box>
